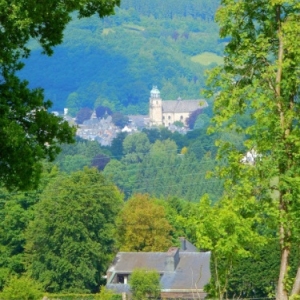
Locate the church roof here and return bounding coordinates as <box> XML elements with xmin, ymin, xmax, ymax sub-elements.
<box><xmin>162</xmin><ymin>99</ymin><xmax>207</xmax><ymax>114</ymax></box>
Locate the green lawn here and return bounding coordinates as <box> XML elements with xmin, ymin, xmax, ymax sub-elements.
<box><xmin>191</xmin><ymin>52</ymin><xmax>223</xmax><ymax>65</ymax></box>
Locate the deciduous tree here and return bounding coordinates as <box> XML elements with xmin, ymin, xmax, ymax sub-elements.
<box><xmin>25</xmin><ymin>168</ymin><xmax>123</xmax><ymax>293</ymax></box>
<box><xmin>116</xmin><ymin>194</ymin><xmax>173</xmax><ymax>252</ymax></box>
<box><xmin>0</xmin><ymin>0</ymin><xmax>120</xmax><ymax>190</ymax></box>
<box><xmin>206</xmin><ymin>1</ymin><xmax>300</xmax><ymax>299</ymax></box>
<box><xmin>76</xmin><ymin>107</ymin><xmax>93</xmax><ymax>124</ymax></box>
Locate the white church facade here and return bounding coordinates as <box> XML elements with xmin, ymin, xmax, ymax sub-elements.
<box><xmin>149</xmin><ymin>86</ymin><xmax>208</xmax><ymax>127</ymax></box>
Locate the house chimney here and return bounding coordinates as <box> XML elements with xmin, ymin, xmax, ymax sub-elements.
<box><xmin>165</xmin><ymin>247</ymin><xmax>180</xmax><ymax>272</ymax></box>
<box><xmin>179</xmin><ymin>237</ymin><xmax>186</xmax><ymax>251</ymax></box>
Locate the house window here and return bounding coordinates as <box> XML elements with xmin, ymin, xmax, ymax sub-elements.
<box><xmin>180</xmin><ymin>115</ymin><xmax>183</xmax><ymax>120</ymax></box>
<box><xmin>163</xmin><ymin>116</ymin><xmax>165</xmax><ymax>120</ymax></box>
<box><xmin>117</xmin><ymin>274</ymin><xmax>124</xmax><ymax>283</ymax></box>
<box><xmin>117</xmin><ymin>274</ymin><xmax>129</xmax><ymax>284</ymax></box>
<box><xmin>168</xmin><ymin>116</ymin><xmax>171</xmax><ymax>120</ymax></box>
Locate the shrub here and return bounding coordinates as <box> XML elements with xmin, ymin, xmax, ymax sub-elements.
<box><xmin>129</xmin><ymin>269</ymin><xmax>161</xmax><ymax>300</ymax></box>
<box><xmin>0</xmin><ymin>276</ymin><xmax>43</xmax><ymax>300</ymax></box>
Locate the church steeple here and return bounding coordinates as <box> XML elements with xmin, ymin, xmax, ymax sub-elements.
<box><xmin>149</xmin><ymin>86</ymin><xmax>163</xmax><ymax>126</ymax></box>
<box><xmin>150</xmin><ymin>86</ymin><xmax>161</xmax><ymax>99</ymax></box>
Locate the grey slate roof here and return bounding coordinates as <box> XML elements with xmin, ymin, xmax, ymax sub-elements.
<box><xmin>179</xmin><ymin>237</ymin><xmax>199</xmax><ymax>252</ymax></box>
<box><xmin>128</xmin><ymin>115</ymin><xmax>147</xmax><ymax>128</ymax></box>
<box><xmin>162</xmin><ymin>99</ymin><xmax>207</xmax><ymax>114</ymax></box>
<box><xmin>106</xmin><ymin>251</ymin><xmax>211</xmax><ymax>292</ymax></box>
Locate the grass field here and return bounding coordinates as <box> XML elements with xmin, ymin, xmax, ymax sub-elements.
<box><xmin>191</xmin><ymin>52</ymin><xmax>223</xmax><ymax>65</ymax></box>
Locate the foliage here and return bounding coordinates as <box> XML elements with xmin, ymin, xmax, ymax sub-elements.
<box><xmin>122</xmin><ymin>132</ymin><xmax>150</xmax><ymax>163</ymax></box>
<box><xmin>116</xmin><ymin>194</ymin><xmax>173</xmax><ymax>251</ymax></box>
<box><xmin>0</xmin><ymin>189</ymin><xmax>37</xmax><ymax>289</ymax></box>
<box><xmin>0</xmin><ymin>165</ymin><xmax>60</xmax><ymax>289</ymax></box>
<box><xmin>109</xmin><ymin>132</ymin><xmax>127</xmax><ymax>158</ymax></box>
<box><xmin>111</xmin><ymin>112</ymin><xmax>129</xmax><ymax>128</ymax></box>
<box><xmin>20</xmin><ymin>0</ymin><xmax>223</xmax><ymax>115</ymax></box>
<box><xmin>191</xmin><ymin>196</ymin><xmax>266</xmax><ymax>299</ymax></box>
<box><xmin>76</xmin><ymin>107</ymin><xmax>93</xmax><ymax>124</ymax></box>
<box><xmin>226</xmin><ymin>239</ymin><xmax>279</xmax><ymax>298</ymax></box>
<box><xmin>96</xmin><ymin>286</ymin><xmax>121</xmax><ymax>300</ymax></box>
<box><xmin>0</xmin><ymin>0</ymin><xmax>120</xmax><ymax>65</ymax></box>
<box><xmin>55</xmin><ymin>139</ymin><xmax>110</xmax><ymax>173</ymax></box>
<box><xmin>95</xmin><ymin>106</ymin><xmax>113</xmax><ymax>118</ymax></box>
<box><xmin>186</xmin><ymin>108</ymin><xmax>202</xmax><ymax>129</ymax></box>
<box><xmin>173</xmin><ymin>121</ymin><xmax>184</xmax><ymax>128</ymax></box>
<box><xmin>0</xmin><ymin>276</ymin><xmax>43</xmax><ymax>300</ymax></box>
<box><xmin>25</xmin><ymin>168</ymin><xmax>123</xmax><ymax>293</ymax></box>
<box><xmin>206</xmin><ymin>0</ymin><xmax>300</xmax><ymax>299</ymax></box>
<box><xmin>129</xmin><ymin>269</ymin><xmax>161</xmax><ymax>300</ymax></box>
<box><xmin>42</xmin><ymin>293</ymin><xmax>121</xmax><ymax>300</ymax></box>
<box><xmin>0</xmin><ymin>0</ymin><xmax>120</xmax><ymax>190</ymax></box>
<box><xmin>103</xmin><ymin>128</ymin><xmax>223</xmax><ymax>201</ymax></box>
<box><xmin>91</xmin><ymin>153</ymin><xmax>111</xmax><ymax>171</ymax></box>
<box><xmin>0</xmin><ymin>71</ymin><xmax>75</xmax><ymax>190</ymax></box>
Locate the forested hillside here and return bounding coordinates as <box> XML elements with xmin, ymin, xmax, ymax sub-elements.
<box><xmin>20</xmin><ymin>0</ymin><xmax>223</xmax><ymax>115</ymax></box>
<box><xmin>54</xmin><ymin>125</ymin><xmax>232</xmax><ymax>202</ymax></box>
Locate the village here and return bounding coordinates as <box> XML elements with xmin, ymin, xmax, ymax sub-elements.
<box><xmin>58</xmin><ymin>87</ymin><xmax>208</xmax><ymax>146</ymax></box>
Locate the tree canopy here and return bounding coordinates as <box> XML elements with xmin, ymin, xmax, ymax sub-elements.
<box><xmin>116</xmin><ymin>194</ymin><xmax>173</xmax><ymax>252</ymax></box>
<box><xmin>0</xmin><ymin>0</ymin><xmax>120</xmax><ymax>190</ymax></box>
<box><xmin>25</xmin><ymin>168</ymin><xmax>123</xmax><ymax>293</ymax></box>
<box><xmin>206</xmin><ymin>0</ymin><xmax>300</xmax><ymax>299</ymax></box>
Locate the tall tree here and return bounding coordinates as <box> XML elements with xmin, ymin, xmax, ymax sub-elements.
<box><xmin>25</xmin><ymin>168</ymin><xmax>123</xmax><ymax>293</ymax></box>
<box><xmin>0</xmin><ymin>0</ymin><xmax>120</xmax><ymax>190</ymax></box>
<box><xmin>0</xmin><ymin>164</ymin><xmax>59</xmax><ymax>289</ymax></box>
<box><xmin>116</xmin><ymin>194</ymin><xmax>173</xmax><ymax>252</ymax></box>
<box><xmin>206</xmin><ymin>1</ymin><xmax>300</xmax><ymax>299</ymax></box>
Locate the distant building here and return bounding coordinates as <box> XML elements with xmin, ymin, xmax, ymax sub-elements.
<box><xmin>106</xmin><ymin>237</ymin><xmax>211</xmax><ymax>299</ymax></box>
<box><xmin>149</xmin><ymin>86</ymin><xmax>208</xmax><ymax>127</ymax></box>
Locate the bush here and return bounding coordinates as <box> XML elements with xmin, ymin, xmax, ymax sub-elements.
<box><xmin>129</xmin><ymin>269</ymin><xmax>161</xmax><ymax>300</ymax></box>
<box><xmin>0</xmin><ymin>276</ymin><xmax>43</xmax><ymax>300</ymax></box>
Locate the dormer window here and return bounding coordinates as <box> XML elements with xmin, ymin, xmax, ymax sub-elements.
<box><xmin>117</xmin><ymin>274</ymin><xmax>129</xmax><ymax>284</ymax></box>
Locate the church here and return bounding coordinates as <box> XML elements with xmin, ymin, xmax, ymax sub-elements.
<box><xmin>149</xmin><ymin>86</ymin><xmax>208</xmax><ymax>127</ymax></box>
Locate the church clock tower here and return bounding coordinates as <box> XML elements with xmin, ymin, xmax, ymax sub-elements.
<box><xmin>149</xmin><ymin>86</ymin><xmax>163</xmax><ymax>126</ymax></box>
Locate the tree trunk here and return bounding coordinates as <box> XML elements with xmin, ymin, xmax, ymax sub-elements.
<box><xmin>276</xmin><ymin>222</ymin><xmax>290</xmax><ymax>300</ymax></box>
<box><xmin>291</xmin><ymin>266</ymin><xmax>300</xmax><ymax>296</ymax></box>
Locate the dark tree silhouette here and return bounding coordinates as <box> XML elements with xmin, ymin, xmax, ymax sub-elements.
<box><xmin>91</xmin><ymin>153</ymin><xmax>111</xmax><ymax>171</ymax></box>
<box><xmin>95</xmin><ymin>106</ymin><xmax>113</xmax><ymax>119</ymax></box>
<box><xmin>76</xmin><ymin>107</ymin><xmax>93</xmax><ymax>124</ymax></box>
<box><xmin>112</xmin><ymin>112</ymin><xmax>129</xmax><ymax>128</ymax></box>
<box><xmin>187</xmin><ymin>108</ymin><xmax>202</xmax><ymax>129</ymax></box>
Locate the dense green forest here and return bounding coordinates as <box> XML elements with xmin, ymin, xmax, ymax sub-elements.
<box><xmin>55</xmin><ymin>125</ymin><xmax>228</xmax><ymax>202</ymax></box>
<box><xmin>20</xmin><ymin>0</ymin><xmax>223</xmax><ymax>115</ymax></box>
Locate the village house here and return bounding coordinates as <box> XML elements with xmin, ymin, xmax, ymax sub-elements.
<box><xmin>106</xmin><ymin>237</ymin><xmax>211</xmax><ymax>299</ymax></box>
